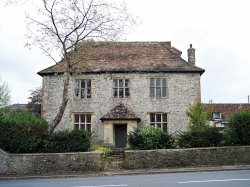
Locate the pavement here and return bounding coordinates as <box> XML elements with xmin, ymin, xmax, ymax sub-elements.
<box><xmin>1</xmin><ymin>165</ymin><xmax>250</xmax><ymax>180</ymax></box>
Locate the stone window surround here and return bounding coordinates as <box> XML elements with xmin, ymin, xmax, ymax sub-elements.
<box><xmin>149</xmin><ymin>112</ymin><xmax>169</xmax><ymax>132</ymax></box>
<box><xmin>74</xmin><ymin>79</ymin><xmax>92</xmax><ymax>99</ymax></box>
<box><xmin>112</xmin><ymin>78</ymin><xmax>130</xmax><ymax>98</ymax></box>
<box><xmin>72</xmin><ymin>113</ymin><xmax>93</xmax><ymax>131</ymax></box>
<box><xmin>149</xmin><ymin>77</ymin><xmax>168</xmax><ymax>98</ymax></box>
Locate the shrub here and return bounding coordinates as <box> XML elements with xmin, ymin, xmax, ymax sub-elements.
<box><xmin>0</xmin><ymin>110</ymin><xmax>48</xmax><ymax>153</ymax></box>
<box><xmin>177</xmin><ymin>128</ymin><xmax>223</xmax><ymax>148</ymax></box>
<box><xmin>224</xmin><ymin>109</ymin><xmax>250</xmax><ymax>145</ymax></box>
<box><xmin>128</xmin><ymin>126</ymin><xmax>175</xmax><ymax>150</ymax></box>
<box><xmin>91</xmin><ymin>146</ymin><xmax>112</xmax><ymax>157</ymax></box>
<box><xmin>43</xmin><ymin>129</ymin><xmax>92</xmax><ymax>153</ymax></box>
<box><xmin>186</xmin><ymin>101</ymin><xmax>211</xmax><ymax>132</ymax></box>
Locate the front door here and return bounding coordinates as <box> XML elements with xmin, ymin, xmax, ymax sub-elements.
<box><xmin>114</xmin><ymin>124</ymin><xmax>127</xmax><ymax>148</ymax></box>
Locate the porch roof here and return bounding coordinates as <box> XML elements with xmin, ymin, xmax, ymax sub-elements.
<box><xmin>100</xmin><ymin>103</ymin><xmax>140</xmax><ymax>122</ymax></box>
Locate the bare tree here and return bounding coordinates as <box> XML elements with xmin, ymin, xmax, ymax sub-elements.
<box><xmin>21</xmin><ymin>0</ymin><xmax>135</xmax><ymax>132</ymax></box>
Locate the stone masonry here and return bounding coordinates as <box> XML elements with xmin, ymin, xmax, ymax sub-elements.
<box><xmin>42</xmin><ymin>72</ymin><xmax>201</xmax><ymax>142</ymax></box>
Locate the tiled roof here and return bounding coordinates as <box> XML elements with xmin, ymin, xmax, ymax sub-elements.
<box><xmin>38</xmin><ymin>41</ymin><xmax>205</xmax><ymax>76</ymax></box>
<box><xmin>100</xmin><ymin>103</ymin><xmax>140</xmax><ymax>121</ymax></box>
<box><xmin>204</xmin><ymin>103</ymin><xmax>250</xmax><ymax>120</ymax></box>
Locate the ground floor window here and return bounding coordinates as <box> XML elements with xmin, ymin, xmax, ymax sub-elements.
<box><xmin>73</xmin><ymin>113</ymin><xmax>92</xmax><ymax>131</ymax></box>
<box><xmin>149</xmin><ymin>113</ymin><xmax>168</xmax><ymax>132</ymax></box>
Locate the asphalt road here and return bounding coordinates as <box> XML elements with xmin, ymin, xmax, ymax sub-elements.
<box><xmin>1</xmin><ymin>170</ymin><xmax>250</xmax><ymax>187</ymax></box>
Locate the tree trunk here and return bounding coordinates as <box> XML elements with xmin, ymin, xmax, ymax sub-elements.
<box><xmin>48</xmin><ymin>70</ymin><xmax>70</xmax><ymax>133</ymax></box>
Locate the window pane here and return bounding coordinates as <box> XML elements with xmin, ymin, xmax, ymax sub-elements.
<box><xmin>150</xmin><ymin>79</ymin><xmax>155</xmax><ymax>87</ymax></box>
<box><xmin>150</xmin><ymin>113</ymin><xmax>155</xmax><ymax>122</ymax></box>
<box><xmin>156</xmin><ymin>79</ymin><xmax>161</xmax><ymax>87</ymax></box>
<box><xmin>162</xmin><ymin>87</ymin><xmax>167</xmax><ymax>97</ymax></box>
<box><xmin>86</xmin><ymin>114</ymin><xmax>91</xmax><ymax>123</ymax></box>
<box><xmin>125</xmin><ymin>79</ymin><xmax>129</xmax><ymax>87</ymax></box>
<box><xmin>162</xmin><ymin>114</ymin><xmax>167</xmax><ymax>122</ymax></box>
<box><xmin>74</xmin><ymin>124</ymin><xmax>79</xmax><ymax>129</ymax></box>
<box><xmin>75</xmin><ymin>114</ymin><xmax>79</xmax><ymax>122</ymax></box>
<box><xmin>87</xmin><ymin>80</ymin><xmax>91</xmax><ymax>88</ymax></box>
<box><xmin>119</xmin><ymin>88</ymin><xmax>124</xmax><ymax>98</ymax></box>
<box><xmin>156</xmin><ymin>87</ymin><xmax>161</xmax><ymax>97</ymax></box>
<box><xmin>75</xmin><ymin>80</ymin><xmax>80</xmax><ymax>97</ymax></box>
<box><xmin>162</xmin><ymin>79</ymin><xmax>167</xmax><ymax>87</ymax></box>
<box><xmin>113</xmin><ymin>88</ymin><xmax>118</xmax><ymax>97</ymax></box>
<box><xmin>80</xmin><ymin>114</ymin><xmax>85</xmax><ymax>123</ymax></box>
<box><xmin>80</xmin><ymin>124</ymin><xmax>85</xmax><ymax>130</ymax></box>
<box><xmin>119</xmin><ymin>79</ymin><xmax>124</xmax><ymax>88</ymax></box>
<box><xmin>156</xmin><ymin>114</ymin><xmax>161</xmax><ymax>122</ymax></box>
<box><xmin>86</xmin><ymin>124</ymin><xmax>91</xmax><ymax>132</ymax></box>
<box><xmin>75</xmin><ymin>89</ymin><xmax>79</xmax><ymax>97</ymax></box>
<box><xmin>163</xmin><ymin>123</ymin><xmax>167</xmax><ymax>132</ymax></box>
<box><xmin>81</xmin><ymin>80</ymin><xmax>85</xmax><ymax>89</ymax></box>
<box><xmin>150</xmin><ymin>87</ymin><xmax>155</xmax><ymax>97</ymax></box>
<box><xmin>125</xmin><ymin>88</ymin><xmax>129</xmax><ymax>97</ymax></box>
<box><xmin>113</xmin><ymin>80</ymin><xmax>118</xmax><ymax>87</ymax></box>
<box><xmin>150</xmin><ymin>123</ymin><xmax>155</xmax><ymax>127</ymax></box>
<box><xmin>87</xmin><ymin>88</ymin><xmax>91</xmax><ymax>98</ymax></box>
<box><xmin>81</xmin><ymin>88</ymin><xmax>85</xmax><ymax>98</ymax></box>
<box><xmin>157</xmin><ymin>123</ymin><xmax>161</xmax><ymax>128</ymax></box>
<box><xmin>75</xmin><ymin>80</ymin><xmax>80</xmax><ymax>89</ymax></box>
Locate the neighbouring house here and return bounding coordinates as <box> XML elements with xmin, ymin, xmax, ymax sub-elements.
<box><xmin>204</xmin><ymin>103</ymin><xmax>250</xmax><ymax>128</ymax></box>
<box><xmin>38</xmin><ymin>42</ymin><xmax>204</xmax><ymax>148</ymax></box>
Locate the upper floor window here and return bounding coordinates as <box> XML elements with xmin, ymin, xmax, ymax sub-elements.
<box><xmin>74</xmin><ymin>113</ymin><xmax>92</xmax><ymax>131</ymax></box>
<box><xmin>150</xmin><ymin>78</ymin><xmax>167</xmax><ymax>97</ymax></box>
<box><xmin>113</xmin><ymin>79</ymin><xmax>129</xmax><ymax>98</ymax></box>
<box><xmin>212</xmin><ymin>112</ymin><xmax>221</xmax><ymax>120</ymax></box>
<box><xmin>149</xmin><ymin>113</ymin><xmax>168</xmax><ymax>132</ymax></box>
<box><xmin>75</xmin><ymin>79</ymin><xmax>91</xmax><ymax>98</ymax></box>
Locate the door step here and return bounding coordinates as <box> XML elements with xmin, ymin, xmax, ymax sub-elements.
<box><xmin>103</xmin><ymin>149</ymin><xmax>125</xmax><ymax>171</ymax></box>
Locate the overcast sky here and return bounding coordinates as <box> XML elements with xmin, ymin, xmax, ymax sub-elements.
<box><xmin>0</xmin><ymin>0</ymin><xmax>250</xmax><ymax>104</ymax></box>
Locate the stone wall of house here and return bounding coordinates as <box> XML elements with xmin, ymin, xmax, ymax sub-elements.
<box><xmin>42</xmin><ymin>72</ymin><xmax>201</xmax><ymax>142</ymax></box>
<box><xmin>124</xmin><ymin>146</ymin><xmax>250</xmax><ymax>169</ymax></box>
<box><xmin>0</xmin><ymin>149</ymin><xmax>103</xmax><ymax>175</ymax></box>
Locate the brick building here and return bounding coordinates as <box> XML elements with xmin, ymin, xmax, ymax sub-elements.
<box><xmin>38</xmin><ymin>41</ymin><xmax>204</xmax><ymax>147</ymax></box>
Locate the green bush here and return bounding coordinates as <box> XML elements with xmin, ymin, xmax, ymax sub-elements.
<box><xmin>43</xmin><ymin>129</ymin><xmax>92</xmax><ymax>153</ymax></box>
<box><xmin>177</xmin><ymin>128</ymin><xmax>223</xmax><ymax>148</ymax></box>
<box><xmin>128</xmin><ymin>126</ymin><xmax>175</xmax><ymax>150</ymax></box>
<box><xmin>0</xmin><ymin>110</ymin><xmax>48</xmax><ymax>153</ymax></box>
<box><xmin>224</xmin><ymin>109</ymin><xmax>250</xmax><ymax>146</ymax></box>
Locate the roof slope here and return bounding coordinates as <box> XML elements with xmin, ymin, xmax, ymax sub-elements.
<box><xmin>204</xmin><ymin>103</ymin><xmax>250</xmax><ymax>120</ymax></box>
<box><xmin>100</xmin><ymin>103</ymin><xmax>140</xmax><ymax>121</ymax></box>
<box><xmin>38</xmin><ymin>41</ymin><xmax>204</xmax><ymax>76</ymax></box>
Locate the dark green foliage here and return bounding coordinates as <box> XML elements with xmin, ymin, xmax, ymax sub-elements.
<box><xmin>177</xmin><ymin>101</ymin><xmax>223</xmax><ymax>148</ymax></box>
<box><xmin>177</xmin><ymin>128</ymin><xmax>223</xmax><ymax>148</ymax></box>
<box><xmin>0</xmin><ymin>110</ymin><xmax>92</xmax><ymax>153</ymax></box>
<box><xmin>0</xmin><ymin>110</ymin><xmax>48</xmax><ymax>153</ymax></box>
<box><xmin>128</xmin><ymin>126</ymin><xmax>175</xmax><ymax>150</ymax></box>
<box><xmin>43</xmin><ymin>129</ymin><xmax>92</xmax><ymax>153</ymax></box>
<box><xmin>224</xmin><ymin>109</ymin><xmax>250</xmax><ymax>146</ymax></box>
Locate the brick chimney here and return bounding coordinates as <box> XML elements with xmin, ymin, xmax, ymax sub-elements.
<box><xmin>187</xmin><ymin>44</ymin><xmax>195</xmax><ymax>65</ymax></box>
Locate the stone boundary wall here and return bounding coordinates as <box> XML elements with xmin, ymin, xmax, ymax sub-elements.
<box><xmin>0</xmin><ymin>149</ymin><xmax>103</xmax><ymax>175</ymax></box>
<box><xmin>124</xmin><ymin>146</ymin><xmax>250</xmax><ymax>169</ymax></box>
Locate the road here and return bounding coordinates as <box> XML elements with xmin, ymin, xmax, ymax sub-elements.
<box><xmin>1</xmin><ymin>170</ymin><xmax>250</xmax><ymax>187</ymax></box>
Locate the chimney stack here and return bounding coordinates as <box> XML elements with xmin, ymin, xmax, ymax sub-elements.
<box><xmin>187</xmin><ymin>44</ymin><xmax>195</xmax><ymax>65</ymax></box>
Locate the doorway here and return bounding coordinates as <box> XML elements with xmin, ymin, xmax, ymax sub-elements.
<box><xmin>114</xmin><ymin>124</ymin><xmax>127</xmax><ymax>148</ymax></box>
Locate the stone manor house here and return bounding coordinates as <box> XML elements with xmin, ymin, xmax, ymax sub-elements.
<box><xmin>38</xmin><ymin>42</ymin><xmax>204</xmax><ymax>148</ymax></box>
